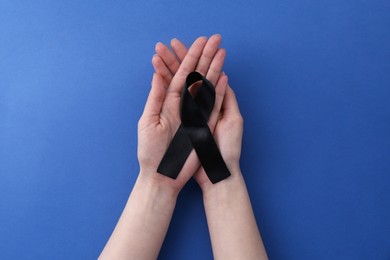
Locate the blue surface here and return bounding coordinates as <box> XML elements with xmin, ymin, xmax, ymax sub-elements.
<box><xmin>1</xmin><ymin>0</ymin><xmax>389</xmax><ymax>259</ymax></box>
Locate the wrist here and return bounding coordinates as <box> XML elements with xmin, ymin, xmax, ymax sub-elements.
<box><xmin>136</xmin><ymin>170</ymin><xmax>180</xmax><ymax>201</ymax></box>
<box><xmin>200</xmin><ymin>167</ymin><xmax>245</xmax><ymax>202</ymax></box>
<box><xmin>105</xmin><ymin>171</ymin><xmax>178</xmax><ymax>259</ymax></box>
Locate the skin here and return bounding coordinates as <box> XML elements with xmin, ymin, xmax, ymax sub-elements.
<box><xmin>99</xmin><ymin>35</ymin><xmax>268</xmax><ymax>260</ymax></box>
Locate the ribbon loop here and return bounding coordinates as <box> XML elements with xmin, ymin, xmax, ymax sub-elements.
<box><xmin>157</xmin><ymin>72</ymin><xmax>231</xmax><ymax>184</ymax></box>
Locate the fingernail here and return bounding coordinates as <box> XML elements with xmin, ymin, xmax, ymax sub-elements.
<box><xmin>198</xmin><ymin>36</ymin><xmax>208</xmax><ymax>41</ymax></box>
<box><xmin>211</xmin><ymin>34</ymin><xmax>221</xmax><ymax>40</ymax></box>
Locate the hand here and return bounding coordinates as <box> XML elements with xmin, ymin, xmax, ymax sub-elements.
<box><xmin>152</xmin><ymin>35</ymin><xmax>244</xmax><ymax>192</ymax></box>
<box><xmin>138</xmin><ymin>35</ymin><xmax>228</xmax><ymax>194</ymax></box>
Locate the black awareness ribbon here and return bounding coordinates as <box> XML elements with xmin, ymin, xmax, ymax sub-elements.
<box><xmin>157</xmin><ymin>71</ymin><xmax>231</xmax><ymax>184</ymax></box>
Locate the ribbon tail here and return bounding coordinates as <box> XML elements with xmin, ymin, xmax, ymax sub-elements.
<box><xmin>157</xmin><ymin>124</ymin><xmax>193</xmax><ymax>179</ymax></box>
<box><xmin>184</xmin><ymin>127</ymin><xmax>231</xmax><ymax>184</ymax></box>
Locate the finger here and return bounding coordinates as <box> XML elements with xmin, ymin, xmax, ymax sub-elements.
<box><xmin>207</xmin><ymin>73</ymin><xmax>228</xmax><ymax>131</ymax></box>
<box><xmin>142</xmin><ymin>73</ymin><xmax>167</xmax><ymax>118</ymax></box>
<box><xmin>155</xmin><ymin>42</ymin><xmax>181</xmax><ymax>75</ymax></box>
<box><xmin>170</xmin><ymin>36</ymin><xmax>208</xmax><ymax>93</ymax></box>
<box><xmin>205</xmin><ymin>48</ymin><xmax>226</xmax><ymax>86</ymax></box>
<box><xmin>195</xmin><ymin>34</ymin><xmax>222</xmax><ymax>76</ymax></box>
<box><xmin>222</xmin><ymin>83</ymin><xmax>242</xmax><ymax>117</ymax></box>
<box><xmin>152</xmin><ymin>54</ymin><xmax>173</xmax><ymax>86</ymax></box>
<box><xmin>171</xmin><ymin>38</ymin><xmax>188</xmax><ymax>63</ymax></box>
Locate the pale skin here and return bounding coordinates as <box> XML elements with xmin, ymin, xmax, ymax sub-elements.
<box><xmin>99</xmin><ymin>35</ymin><xmax>268</xmax><ymax>260</ymax></box>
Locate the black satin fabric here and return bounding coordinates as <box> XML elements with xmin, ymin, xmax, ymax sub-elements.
<box><xmin>157</xmin><ymin>72</ymin><xmax>231</xmax><ymax>184</ymax></box>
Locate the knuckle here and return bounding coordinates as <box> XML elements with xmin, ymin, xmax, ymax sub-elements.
<box><xmin>137</xmin><ymin>117</ymin><xmax>144</xmax><ymax>129</ymax></box>
<box><xmin>233</xmin><ymin>115</ymin><xmax>244</xmax><ymax>126</ymax></box>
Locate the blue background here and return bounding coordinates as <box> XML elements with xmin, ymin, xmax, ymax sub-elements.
<box><xmin>1</xmin><ymin>0</ymin><xmax>389</xmax><ymax>259</ymax></box>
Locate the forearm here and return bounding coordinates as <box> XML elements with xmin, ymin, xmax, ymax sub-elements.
<box><xmin>202</xmin><ymin>170</ymin><xmax>268</xmax><ymax>260</ymax></box>
<box><xmin>99</xmin><ymin>173</ymin><xmax>177</xmax><ymax>260</ymax></box>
